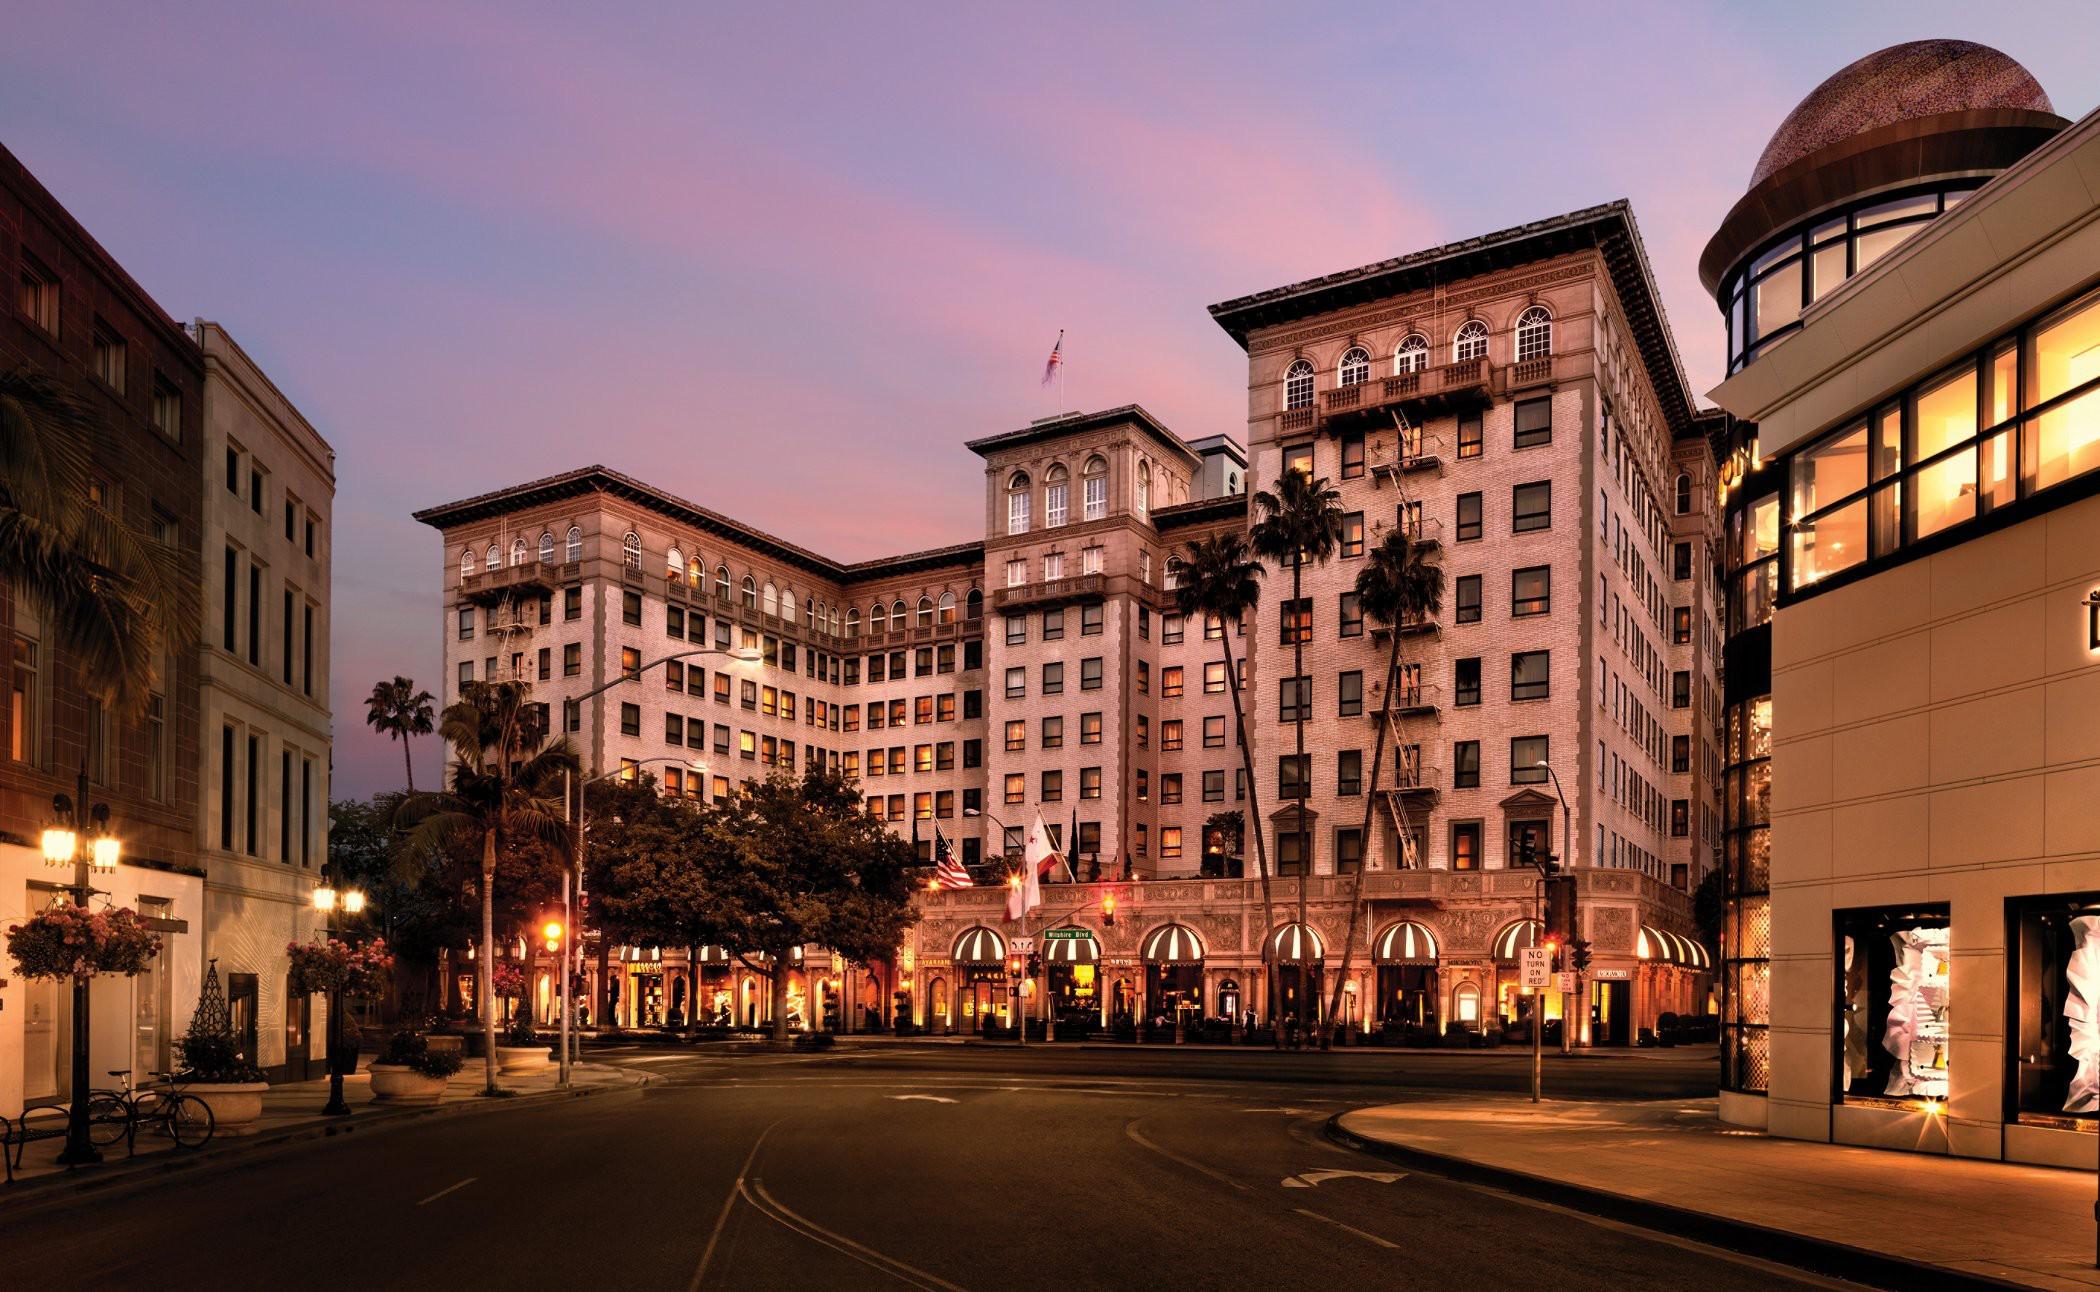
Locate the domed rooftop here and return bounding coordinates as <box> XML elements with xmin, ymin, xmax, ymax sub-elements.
<box><xmin>1751</xmin><ymin>39</ymin><xmax>2054</xmax><ymax>188</ymax></box>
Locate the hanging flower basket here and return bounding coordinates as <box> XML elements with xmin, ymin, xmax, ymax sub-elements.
<box><xmin>5</xmin><ymin>906</ymin><xmax>162</xmax><ymax>980</ymax></box>
<box><xmin>489</xmin><ymin>959</ymin><xmax>527</xmax><ymax>1001</ymax></box>
<box><xmin>287</xmin><ymin>938</ymin><xmax>396</xmax><ymax>998</ymax></box>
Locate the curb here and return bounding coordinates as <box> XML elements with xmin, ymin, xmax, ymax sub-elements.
<box><xmin>0</xmin><ymin>1067</ymin><xmax>651</xmax><ymax>1222</ymax></box>
<box><xmin>1322</xmin><ymin>1113</ymin><xmax>2022</xmax><ymax>1291</ymax></box>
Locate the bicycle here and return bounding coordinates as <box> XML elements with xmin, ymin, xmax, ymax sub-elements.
<box><xmin>92</xmin><ymin>1068</ymin><xmax>215</xmax><ymax>1153</ymax></box>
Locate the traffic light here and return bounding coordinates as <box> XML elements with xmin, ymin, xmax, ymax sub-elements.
<box><xmin>1544</xmin><ymin>876</ymin><xmax>1577</xmax><ymax>944</ymax></box>
<box><xmin>1026</xmin><ymin>952</ymin><xmax>1041</xmax><ymax>978</ymax></box>
<box><xmin>1514</xmin><ymin>834</ymin><xmax>1536</xmax><ymax>871</ymax></box>
<box><xmin>1572</xmin><ymin>939</ymin><xmax>1593</xmax><ymax>973</ymax></box>
<box><xmin>1006</xmin><ymin>954</ymin><xmax>1024</xmax><ymax>979</ymax></box>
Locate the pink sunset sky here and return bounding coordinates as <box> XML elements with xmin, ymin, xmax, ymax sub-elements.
<box><xmin>4</xmin><ymin>2</ymin><xmax>2094</xmax><ymax>799</ymax></box>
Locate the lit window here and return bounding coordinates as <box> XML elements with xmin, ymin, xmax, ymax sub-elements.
<box><xmin>1338</xmin><ymin>346</ymin><xmax>1370</xmax><ymax>387</ymax></box>
<box><xmin>1514</xmin><ymin>306</ymin><xmax>1551</xmax><ymax>363</ymax></box>
<box><xmin>1453</xmin><ymin>320</ymin><xmax>1488</xmax><ymax>363</ymax></box>
<box><xmin>1393</xmin><ymin>334</ymin><xmax>1428</xmax><ymax>375</ymax></box>
<box><xmin>1284</xmin><ymin>359</ymin><xmax>1315</xmax><ymax>410</ymax></box>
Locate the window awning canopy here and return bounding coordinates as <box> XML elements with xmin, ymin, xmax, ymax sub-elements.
<box><xmin>1142</xmin><ymin>923</ymin><xmax>1206</xmax><ymax>964</ymax></box>
<box><xmin>953</xmin><ymin>926</ymin><xmax>1007</xmax><ymax>966</ymax></box>
<box><xmin>1265</xmin><ymin>922</ymin><xmax>1325</xmax><ymax>965</ymax></box>
<box><xmin>1374</xmin><ymin>921</ymin><xmax>1439</xmax><ymax>964</ymax></box>
<box><xmin>1638</xmin><ymin>926</ymin><xmax>1711</xmax><ymax>969</ymax></box>
<box><xmin>1043</xmin><ymin>928</ymin><xmax>1100</xmax><ymax>964</ymax></box>
<box><xmin>1493</xmin><ymin>919</ymin><xmax>1543</xmax><ymax>963</ymax></box>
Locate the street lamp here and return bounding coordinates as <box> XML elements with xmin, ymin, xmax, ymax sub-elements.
<box><xmin>1534</xmin><ymin>758</ymin><xmax>1578</xmax><ymax>1055</ymax></box>
<box><xmin>312</xmin><ymin>869</ymin><xmax>367</xmax><ymax>1117</ymax></box>
<box><xmin>42</xmin><ymin>769</ymin><xmax>119</xmax><ymax>1166</ymax></box>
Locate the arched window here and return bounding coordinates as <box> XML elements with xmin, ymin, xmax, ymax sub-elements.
<box><xmin>892</xmin><ymin>599</ymin><xmax>908</xmax><ymax>628</ymax></box>
<box><xmin>846</xmin><ymin>607</ymin><xmax>861</xmax><ymax>638</ymax></box>
<box><xmin>460</xmin><ymin>549</ymin><xmax>475</xmax><ymax>584</ymax></box>
<box><xmin>741</xmin><ymin>575</ymin><xmax>757</xmax><ymax>609</ymax></box>
<box><xmin>912</xmin><ymin>596</ymin><xmax>932</xmax><ymax>630</ymax></box>
<box><xmin>622</xmin><ymin>531</ymin><xmax>642</xmax><ymax>568</ymax></box>
<box><xmin>1515</xmin><ymin>306</ymin><xmax>1552</xmax><ymax>363</ymax></box>
<box><xmin>965</xmin><ymin>588</ymin><xmax>983</xmax><ymax>621</ymax></box>
<box><xmin>937</xmin><ymin>591</ymin><xmax>956</xmax><ymax>625</ymax></box>
<box><xmin>1082</xmin><ymin>456</ymin><xmax>1108</xmax><ymax>521</ymax></box>
<box><xmin>666</xmin><ymin>545</ymin><xmax>684</xmax><ymax>576</ymax></box>
<box><xmin>1006</xmin><ymin>470</ymin><xmax>1031</xmax><ymax>535</ymax></box>
<box><xmin>806</xmin><ymin>598</ymin><xmax>817</xmax><ymax>631</ymax></box>
<box><xmin>1135</xmin><ymin>460</ymin><xmax>1151</xmax><ymax>519</ymax></box>
<box><xmin>1044</xmin><ymin>463</ymin><xmax>1069</xmax><ymax>528</ymax></box>
<box><xmin>1453</xmin><ymin>320</ymin><xmax>1488</xmax><ymax>363</ymax></box>
<box><xmin>1284</xmin><ymin>359</ymin><xmax>1315</xmax><ymax>410</ymax></box>
<box><xmin>715</xmin><ymin>565</ymin><xmax>730</xmax><ymax>600</ymax></box>
<box><xmin>830</xmin><ymin>605</ymin><xmax>841</xmax><ymax>636</ymax></box>
<box><xmin>1394</xmin><ymin>334</ymin><xmax>1429</xmax><ymax>374</ymax></box>
<box><xmin>869</xmin><ymin>601</ymin><xmax>887</xmax><ymax>633</ymax></box>
<box><xmin>566</xmin><ymin>526</ymin><xmax>583</xmax><ymax>563</ymax></box>
<box><xmin>688</xmin><ymin>558</ymin><xmax>702</xmax><ymax>587</ymax></box>
<box><xmin>485</xmin><ymin>543</ymin><xmax>500</xmax><ymax>571</ymax></box>
<box><xmin>1338</xmin><ymin>346</ymin><xmax>1370</xmax><ymax>387</ymax></box>
<box><xmin>762</xmin><ymin>582</ymin><xmax>778</xmax><ymax>617</ymax></box>
<box><xmin>1675</xmin><ymin>473</ymin><xmax>1693</xmax><ymax>515</ymax></box>
<box><xmin>538</xmin><ymin>532</ymin><xmax>555</xmax><ymax>565</ymax></box>
<box><xmin>781</xmin><ymin>590</ymin><xmax>797</xmax><ymax>625</ymax></box>
<box><xmin>510</xmin><ymin>537</ymin><xmax>527</xmax><ymax>566</ymax></box>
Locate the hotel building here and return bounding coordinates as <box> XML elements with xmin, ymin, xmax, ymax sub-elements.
<box><xmin>417</xmin><ymin>201</ymin><xmax>1720</xmax><ymax>1041</ymax></box>
<box><xmin>1706</xmin><ymin>40</ymin><xmax>2100</xmax><ymax>1166</ymax></box>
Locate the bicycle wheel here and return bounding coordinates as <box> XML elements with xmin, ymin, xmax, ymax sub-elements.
<box><xmin>85</xmin><ymin>1093</ymin><xmax>132</xmax><ymax>1147</ymax></box>
<box><xmin>166</xmin><ymin>1094</ymin><xmax>214</xmax><ymax>1149</ymax></box>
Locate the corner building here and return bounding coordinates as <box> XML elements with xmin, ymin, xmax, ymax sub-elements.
<box><xmin>419</xmin><ymin>204</ymin><xmax>1721</xmax><ymax>1044</ymax></box>
<box><xmin>1706</xmin><ymin>40</ymin><xmax>2100</xmax><ymax>1166</ymax></box>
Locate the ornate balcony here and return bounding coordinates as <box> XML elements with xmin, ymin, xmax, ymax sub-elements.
<box><xmin>990</xmin><ymin>573</ymin><xmax>1106</xmax><ymax>612</ymax></box>
<box><xmin>461</xmin><ymin>561</ymin><xmax>556</xmax><ymax>607</ymax></box>
<box><xmin>1505</xmin><ymin>356</ymin><xmax>1553</xmax><ymax>392</ymax></box>
<box><xmin>1287</xmin><ymin>359</ymin><xmax>1495</xmax><ymax>439</ymax></box>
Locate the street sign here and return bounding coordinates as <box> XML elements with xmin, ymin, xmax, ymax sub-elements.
<box><xmin>1519</xmin><ymin>946</ymin><xmax>1552</xmax><ymax>991</ymax></box>
<box><xmin>1592</xmin><ymin>968</ymin><xmax>1631</xmax><ymax>981</ymax></box>
<box><xmin>1556</xmin><ymin>972</ymin><xmax>1577</xmax><ymax>993</ymax></box>
<box><xmin>1010</xmin><ymin>936</ymin><xmax>1035</xmax><ymax>953</ymax></box>
<box><xmin>1043</xmin><ymin>929</ymin><xmax>1088</xmax><ymax>940</ymax></box>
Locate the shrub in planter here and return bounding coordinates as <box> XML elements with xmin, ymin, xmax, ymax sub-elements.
<box><xmin>371</xmin><ymin>1028</ymin><xmax>464</xmax><ymax>1104</ymax></box>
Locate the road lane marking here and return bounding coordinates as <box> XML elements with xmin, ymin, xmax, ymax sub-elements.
<box><xmin>689</xmin><ymin>1119</ymin><xmax>781</xmax><ymax>1292</ymax></box>
<box><xmin>888</xmin><ymin>1095</ymin><xmax>958</xmax><ymax>1104</ymax></box>
<box><xmin>1280</xmin><ymin>1169</ymin><xmax>1405</xmax><ymax>1189</ymax></box>
<box><xmin>1292</xmin><ymin>1208</ymin><xmax>1400</xmax><ymax>1249</ymax></box>
<box><xmin>416</xmin><ymin>1178</ymin><xmax>477</xmax><ymax>1206</ymax></box>
<box><xmin>744</xmin><ymin>1178</ymin><xmax>969</xmax><ymax>1292</ymax></box>
<box><xmin>1123</xmin><ymin>1119</ymin><xmax>1249</xmax><ymax>1192</ymax></box>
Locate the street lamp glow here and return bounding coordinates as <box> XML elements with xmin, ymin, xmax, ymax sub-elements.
<box><xmin>89</xmin><ymin>835</ymin><xmax>120</xmax><ymax>871</ymax></box>
<box><xmin>41</xmin><ymin>826</ymin><xmax>77</xmax><ymax>866</ymax></box>
<box><xmin>342</xmin><ymin>889</ymin><xmax>366</xmax><ymax>915</ymax></box>
<box><xmin>312</xmin><ymin>885</ymin><xmax>337</xmax><ymax>913</ymax></box>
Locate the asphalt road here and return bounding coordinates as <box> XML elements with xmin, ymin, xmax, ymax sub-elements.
<box><xmin>0</xmin><ymin>1043</ymin><xmax>1842</xmax><ymax>1291</ymax></box>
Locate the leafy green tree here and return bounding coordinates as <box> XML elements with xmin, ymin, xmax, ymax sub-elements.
<box><xmin>399</xmin><ymin>681</ymin><xmax>576</xmax><ymax>1092</ymax></box>
<box><xmin>1324</xmin><ymin>528</ymin><xmax>1443</xmax><ymax>1040</ymax></box>
<box><xmin>365</xmin><ymin>676</ymin><xmax>435</xmax><ymax>793</ymax></box>
<box><xmin>1251</xmin><ymin>468</ymin><xmax>1342</xmax><ymax>1021</ymax></box>
<box><xmin>0</xmin><ymin>366</ymin><xmax>191</xmax><ymax>713</ymax></box>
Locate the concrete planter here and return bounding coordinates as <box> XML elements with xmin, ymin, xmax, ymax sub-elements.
<box><xmin>368</xmin><ymin>1064</ymin><xmax>448</xmax><ymax>1105</ymax></box>
<box><xmin>187</xmin><ymin>1081</ymin><xmax>269</xmax><ymax>1136</ymax></box>
<box><xmin>495</xmin><ymin>1044</ymin><xmax>550</xmax><ymax>1074</ymax></box>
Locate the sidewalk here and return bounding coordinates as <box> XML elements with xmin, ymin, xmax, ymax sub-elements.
<box><xmin>4</xmin><ymin>1059</ymin><xmax>643</xmax><ymax>1201</ymax></box>
<box><xmin>1335</xmin><ymin>1096</ymin><xmax>2097</xmax><ymax>1290</ymax></box>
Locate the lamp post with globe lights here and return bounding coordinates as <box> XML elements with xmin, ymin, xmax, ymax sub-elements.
<box><xmin>310</xmin><ymin>870</ymin><xmax>367</xmax><ymax>1116</ymax></box>
<box><xmin>40</xmin><ymin>767</ymin><xmax>122</xmax><ymax>1166</ymax></box>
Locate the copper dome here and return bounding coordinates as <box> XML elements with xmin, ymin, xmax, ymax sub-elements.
<box><xmin>1750</xmin><ymin>39</ymin><xmax>2054</xmax><ymax>188</ymax></box>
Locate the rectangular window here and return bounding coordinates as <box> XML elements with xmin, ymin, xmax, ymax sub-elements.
<box><xmin>1203</xmin><ymin>715</ymin><xmax>1225</xmax><ymax>748</ymax></box>
<box><xmin>1338</xmin><ymin>749</ymin><xmax>1363</xmax><ymax>796</ymax></box>
<box><xmin>1334</xmin><ymin>827</ymin><xmax>1362</xmax><ymax>874</ymax></box>
<box><xmin>1453</xmin><ymin>741</ymin><xmax>1480</xmax><ymax>789</ymax></box>
<box><xmin>1673</xmin><ymin>541</ymin><xmax>1693</xmax><ymax>580</ymax></box>
<box><xmin>1162</xmin><ymin>614</ymin><xmax>1184</xmax><ymax>645</ymax></box>
<box><xmin>1671</xmin><ymin>799</ymin><xmax>1689</xmax><ymax>837</ymax></box>
<box><xmin>1005</xmin><ymin>666</ymin><xmax>1025</xmax><ymax>699</ymax></box>
<box><xmin>1042</xmin><ymin>769</ymin><xmax>1063</xmax><ymax>802</ymax></box>
<box><xmin>1455</xmin><ymin>575</ymin><xmax>1482</xmax><ymax>623</ymax></box>
<box><xmin>1042</xmin><ymin>716</ymin><xmax>1063</xmax><ymax>749</ymax></box>
<box><xmin>1340</xmin><ymin>512</ymin><xmax>1365</xmax><ymax>559</ymax></box>
<box><xmin>1511</xmin><ymin>650</ymin><xmax>1550</xmax><ymax>701</ymax></box>
<box><xmin>247</xmin><ymin>563</ymin><xmax>262</xmax><ymax>665</ymax></box>
<box><xmin>1005</xmin><ymin>719</ymin><xmax>1026</xmax><ymax>752</ymax></box>
<box><xmin>1450</xmin><ymin>821</ymin><xmax>1482</xmax><ymax>870</ymax></box>
<box><xmin>665</xmin><ymin>713</ymin><xmax>684</xmax><ymax>745</ymax></box>
<box><xmin>150</xmin><ymin>380</ymin><xmax>182</xmax><ymax>441</ymax></box>
<box><xmin>564</xmin><ymin>586</ymin><xmax>582</xmax><ymax>620</ymax></box>
<box><xmin>1080</xmin><ymin>604</ymin><xmax>1102</xmax><ymax>635</ymax></box>
<box><xmin>1006</xmin><ymin>613</ymin><xmax>1027</xmax><ymax>646</ymax></box>
<box><xmin>1277</xmin><ymin>753</ymin><xmax>1310</xmax><ymax>800</ymax></box>
<box><xmin>1457</xmin><ymin>412</ymin><xmax>1483</xmax><ymax>459</ymax></box>
<box><xmin>1080</xmin><ymin>767</ymin><xmax>1102</xmax><ymax>799</ymax></box>
<box><xmin>93</xmin><ymin>322</ymin><xmax>127</xmax><ymax>394</ymax></box>
<box><xmin>1671</xmin><ymin>735</ymin><xmax>1691</xmax><ymax>774</ymax></box>
<box><xmin>1456</xmin><ymin>492</ymin><xmax>1482</xmax><ymax>542</ymax></box>
<box><xmin>1161</xmin><ymin>666</ymin><xmax>1184</xmax><ymax>699</ymax></box>
<box><xmin>1161</xmin><ymin>827</ymin><xmax>1183</xmax><ymax>860</ymax></box>
<box><xmin>1339</xmin><ymin>592</ymin><xmax>1363</xmax><ymax>638</ymax></box>
<box><xmin>1204</xmin><ymin>662</ymin><xmax>1227</xmax><ymax>695</ymax></box>
<box><xmin>1454</xmin><ymin>657</ymin><xmax>1481</xmax><ymax>707</ymax></box>
<box><xmin>621</xmin><ymin>703</ymin><xmax>641</xmax><ymax>737</ymax></box>
<box><xmin>1275</xmin><ymin>829</ymin><xmax>1307</xmax><ymax>877</ymax></box>
<box><xmin>1672</xmin><ymin>670</ymin><xmax>1691</xmax><ymax>708</ymax></box>
<box><xmin>1203</xmin><ymin>770</ymin><xmax>1225</xmax><ymax>802</ymax></box>
<box><xmin>1135</xmin><ymin>660</ymin><xmax>1148</xmax><ymax>694</ymax></box>
<box><xmin>1161</xmin><ymin>719</ymin><xmax>1182</xmax><ymax>751</ymax></box>
<box><xmin>1836</xmin><ymin>905</ymin><xmax>1950</xmax><ymax>1103</ymax></box>
<box><xmin>1081</xmin><ymin>712</ymin><xmax>1103</xmax><ymax>745</ymax></box>
<box><xmin>219</xmin><ymin>726</ymin><xmax>236</xmax><ymax>849</ymax></box>
<box><xmin>1278</xmin><ymin>675</ymin><xmax>1310</xmax><ymax>724</ymax></box>
<box><xmin>1341</xmin><ymin>433</ymin><xmax>1366</xmax><ymax>480</ymax></box>
<box><xmin>1513</xmin><ymin>397</ymin><xmax>1552</xmax><ymax>448</ymax></box>
<box><xmin>1512</xmin><ymin>481</ymin><xmax>1552</xmax><ymax>532</ymax></box>
<box><xmin>622</xmin><ymin>591</ymin><xmax>643</xmax><ymax>626</ymax></box>
<box><xmin>1672</xmin><ymin>606</ymin><xmax>1693</xmax><ymax>645</ymax></box>
<box><xmin>1512</xmin><ymin>565</ymin><xmax>1550</xmax><ymax>616</ymax></box>
<box><xmin>1284</xmin><ymin>442</ymin><xmax>1313</xmax><ymax>477</ymax></box>
<box><xmin>1335</xmin><ymin>672</ymin><xmax>1369</xmax><ymax>722</ymax></box>
<box><xmin>18</xmin><ymin>253</ymin><xmax>58</xmax><ymax>332</ymax></box>
<box><xmin>1081</xmin><ymin>657</ymin><xmax>1103</xmax><ymax>690</ymax></box>
<box><xmin>1280</xmin><ymin>598</ymin><xmax>1311</xmax><ymax>645</ymax></box>
<box><xmin>1510</xmin><ymin>735</ymin><xmax>1548</xmax><ymax>784</ymax></box>
<box><xmin>245</xmin><ymin>734</ymin><xmax>260</xmax><ymax>855</ymax></box>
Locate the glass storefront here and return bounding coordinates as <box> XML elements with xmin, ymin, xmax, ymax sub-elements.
<box><xmin>1721</xmin><ymin>696</ymin><xmax>1772</xmax><ymax>1093</ymax></box>
<box><xmin>2011</xmin><ymin>894</ymin><xmax>2100</xmax><ymax>1120</ymax></box>
<box><xmin>1835</xmin><ymin>905</ymin><xmax>1950</xmax><ymax>1103</ymax></box>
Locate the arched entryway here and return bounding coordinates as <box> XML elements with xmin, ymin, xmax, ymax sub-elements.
<box><xmin>1373</xmin><ymin>921</ymin><xmax>1440</xmax><ymax>1032</ymax></box>
<box><xmin>1142</xmin><ymin>923</ymin><xmax>1205</xmax><ymax>1024</ymax></box>
<box><xmin>1266</xmin><ymin>922</ymin><xmax>1325</xmax><ymax>1030</ymax></box>
<box><xmin>953</xmin><ymin>926</ymin><xmax>1009</xmax><ymax>1032</ymax></box>
<box><xmin>1492</xmin><ymin>918</ymin><xmax>1557</xmax><ymax>1034</ymax></box>
<box><xmin>697</xmin><ymin>946</ymin><xmax>733</xmax><ymax>1026</ymax></box>
<box><xmin>1042</xmin><ymin>926</ymin><xmax>1102</xmax><ymax>1026</ymax></box>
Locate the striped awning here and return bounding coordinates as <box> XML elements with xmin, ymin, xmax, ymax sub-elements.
<box><xmin>1265</xmin><ymin>922</ymin><xmax>1325</xmax><ymax>964</ymax></box>
<box><xmin>618</xmin><ymin>945</ymin><xmax>662</xmax><ymax>964</ymax></box>
<box><xmin>1141</xmin><ymin>923</ymin><xmax>1206</xmax><ymax>964</ymax></box>
<box><xmin>1492</xmin><ymin>919</ymin><xmax>1543</xmax><ymax>963</ymax></box>
<box><xmin>1638</xmin><ymin>926</ymin><xmax>1711</xmax><ymax>969</ymax></box>
<box><xmin>953</xmin><ymin>926</ymin><xmax>1007</xmax><ymax>965</ymax></box>
<box><xmin>1042</xmin><ymin>928</ymin><xmax>1100</xmax><ymax>964</ymax></box>
<box><xmin>1373</xmin><ymin>921</ymin><xmax>1439</xmax><ymax>964</ymax></box>
<box><xmin>697</xmin><ymin>946</ymin><xmax>732</xmax><ymax>964</ymax></box>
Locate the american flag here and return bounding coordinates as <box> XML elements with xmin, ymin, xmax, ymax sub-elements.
<box><xmin>932</xmin><ymin>827</ymin><xmax>972</xmax><ymax>889</ymax></box>
<box><xmin>1041</xmin><ymin>330</ymin><xmax>1064</xmax><ymax>386</ymax></box>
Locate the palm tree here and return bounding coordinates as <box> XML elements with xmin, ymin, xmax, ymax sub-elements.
<box><xmin>365</xmin><ymin>676</ymin><xmax>436</xmax><ymax>793</ymax></box>
<box><xmin>1173</xmin><ymin>533</ymin><xmax>1272</xmax><ymax>1027</ymax></box>
<box><xmin>1250</xmin><ymin>469</ymin><xmax>1342</xmax><ymax>1030</ymax></box>
<box><xmin>399</xmin><ymin>680</ymin><xmax>576</xmax><ymax>1094</ymax></box>
<box><xmin>0</xmin><ymin>366</ymin><xmax>191</xmax><ymax>714</ymax></box>
<box><xmin>1323</xmin><ymin>528</ymin><xmax>1443</xmax><ymax>1042</ymax></box>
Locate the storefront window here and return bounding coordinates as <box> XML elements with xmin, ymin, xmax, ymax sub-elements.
<box><xmin>1836</xmin><ymin>905</ymin><xmax>1950</xmax><ymax>1103</ymax></box>
<box><xmin>1721</xmin><ymin>696</ymin><xmax>1772</xmax><ymax>1093</ymax></box>
<box><xmin>2011</xmin><ymin>894</ymin><xmax>2100</xmax><ymax>1120</ymax></box>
